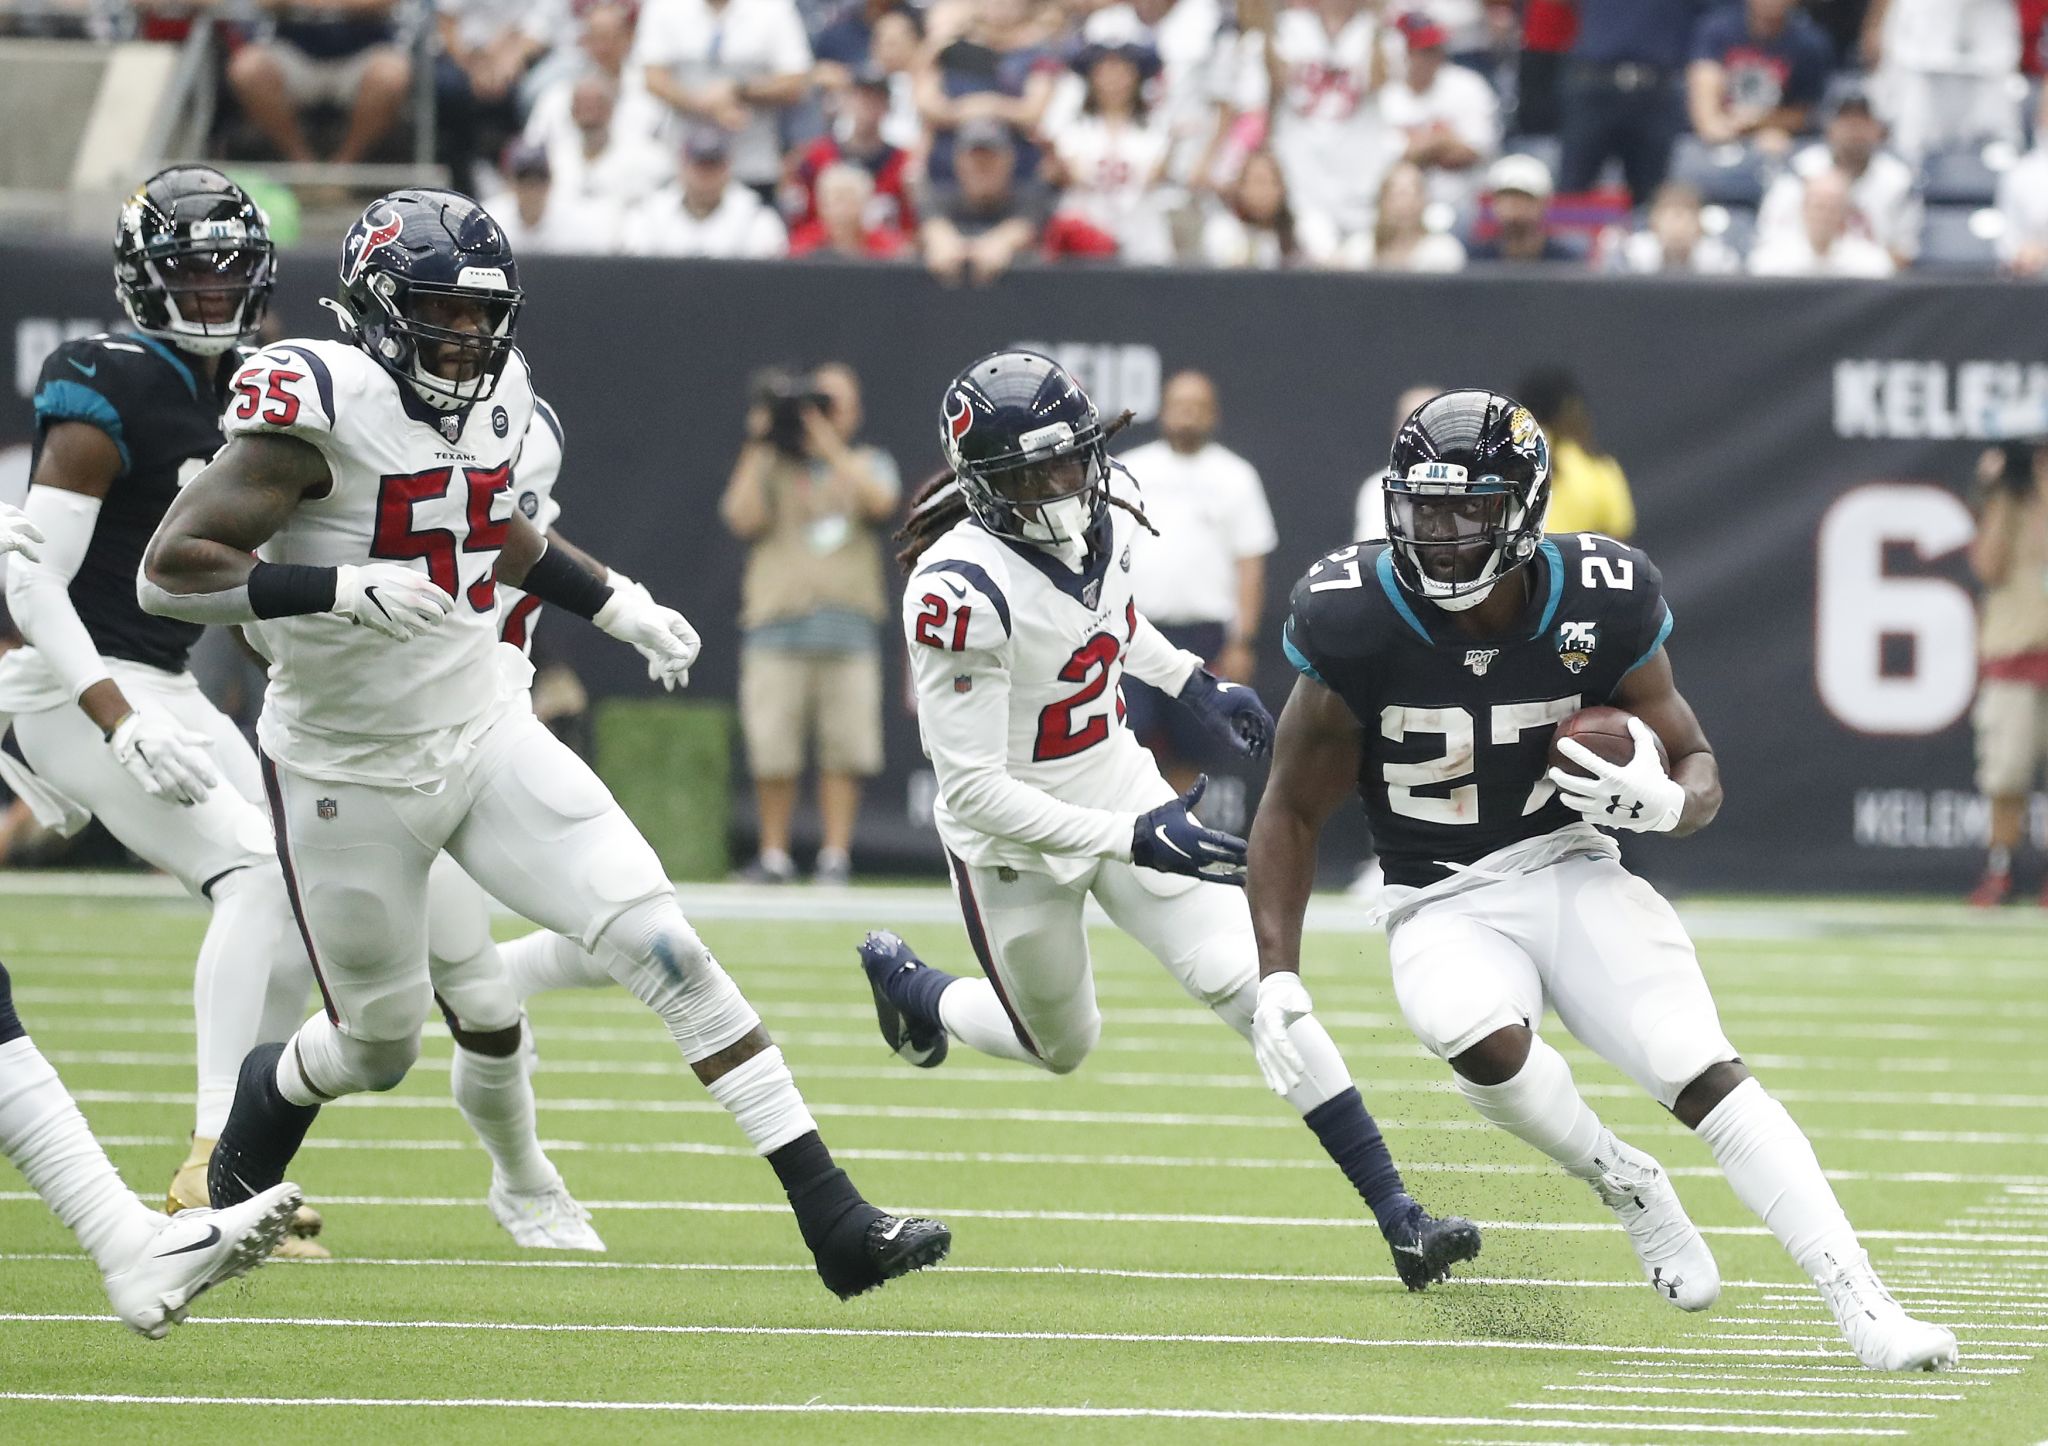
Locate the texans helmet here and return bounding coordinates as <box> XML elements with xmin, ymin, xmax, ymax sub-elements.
<box><xmin>1382</xmin><ymin>389</ymin><xmax>1551</xmax><ymax>611</ymax></box>
<box><xmin>113</xmin><ymin>166</ymin><xmax>275</xmax><ymax>357</ymax></box>
<box><xmin>334</xmin><ymin>189</ymin><xmax>523</xmax><ymax>412</ymax></box>
<box><xmin>940</xmin><ymin>350</ymin><xmax>1109</xmax><ymax>550</ymax></box>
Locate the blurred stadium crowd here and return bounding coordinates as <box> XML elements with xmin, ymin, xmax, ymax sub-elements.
<box><xmin>3</xmin><ymin>0</ymin><xmax>2046</xmax><ymax>278</ymax></box>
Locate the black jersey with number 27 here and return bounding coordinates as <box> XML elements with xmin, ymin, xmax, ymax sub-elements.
<box><xmin>1281</xmin><ymin>535</ymin><xmax>1673</xmax><ymax>888</ymax></box>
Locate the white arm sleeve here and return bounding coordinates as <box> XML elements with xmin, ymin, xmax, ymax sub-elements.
<box><xmin>910</xmin><ymin>642</ymin><xmax>1139</xmax><ymax>862</ymax></box>
<box><xmin>5</xmin><ymin>487</ymin><xmax>113</xmax><ymax>703</ymax></box>
<box><xmin>1124</xmin><ymin>610</ymin><xmax>1201</xmax><ymax>696</ymax></box>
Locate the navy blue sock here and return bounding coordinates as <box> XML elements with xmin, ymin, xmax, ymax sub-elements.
<box><xmin>886</xmin><ymin>958</ymin><xmax>959</xmax><ymax>1030</ymax></box>
<box><xmin>1304</xmin><ymin>1087</ymin><xmax>1416</xmax><ymax>1236</ymax></box>
<box><xmin>208</xmin><ymin>1042</ymin><xmax>319</xmax><ymax>1207</ymax></box>
<box><xmin>0</xmin><ymin>960</ymin><xmax>22</xmax><ymax>1045</ymax></box>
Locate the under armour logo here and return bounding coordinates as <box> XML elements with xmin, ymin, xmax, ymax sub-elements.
<box><xmin>1606</xmin><ymin>795</ymin><xmax>1643</xmax><ymax>819</ymax></box>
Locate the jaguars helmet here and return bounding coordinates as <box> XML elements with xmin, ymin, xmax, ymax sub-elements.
<box><xmin>113</xmin><ymin>166</ymin><xmax>275</xmax><ymax>357</ymax></box>
<box><xmin>1382</xmin><ymin>389</ymin><xmax>1551</xmax><ymax>612</ymax></box>
<box><xmin>940</xmin><ymin>350</ymin><xmax>1110</xmax><ymax>551</ymax></box>
<box><xmin>334</xmin><ymin>189</ymin><xmax>523</xmax><ymax>412</ymax></box>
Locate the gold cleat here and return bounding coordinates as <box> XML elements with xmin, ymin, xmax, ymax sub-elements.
<box><xmin>166</xmin><ymin>1134</ymin><xmax>332</xmax><ymax>1260</ymax></box>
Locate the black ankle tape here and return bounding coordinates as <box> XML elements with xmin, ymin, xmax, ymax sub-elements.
<box><xmin>0</xmin><ymin>960</ymin><xmax>22</xmax><ymax>1045</ymax></box>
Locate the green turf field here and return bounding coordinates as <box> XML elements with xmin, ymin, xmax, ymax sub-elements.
<box><xmin>2</xmin><ymin>885</ymin><xmax>2043</xmax><ymax>1444</ymax></box>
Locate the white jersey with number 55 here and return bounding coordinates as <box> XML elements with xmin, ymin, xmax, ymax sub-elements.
<box><xmin>221</xmin><ymin>338</ymin><xmax>536</xmax><ymax>786</ymax></box>
<box><xmin>904</xmin><ymin>476</ymin><xmax>1203</xmax><ymax>884</ymax></box>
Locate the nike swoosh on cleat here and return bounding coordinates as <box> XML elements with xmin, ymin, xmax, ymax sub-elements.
<box><xmin>68</xmin><ymin>358</ymin><xmax>97</xmax><ymax>378</ymax></box>
<box><xmin>152</xmin><ymin>1223</ymin><xmax>223</xmax><ymax>1258</ymax></box>
<box><xmin>1391</xmin><ymin>1242</ymin><xmax>1425</xmax><ymax>1257</ymax></box>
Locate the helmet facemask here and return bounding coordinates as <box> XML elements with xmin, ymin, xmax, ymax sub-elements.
<box><xmin>955</xmin><ymin>422</ymin><xmax>1111</xmax><ymax>552</ymax></box>
<box><xmin>118</xmin><ymin>224</ymin><xmax>275</xmax><ymax>357</ymax></box>
<box><xmin>1384</xmin><ymin>457</ymin><xmax>1549</xmax><ymax>612</ymax></box>
<box><xmin>352</xmin><ymin>270</ymin><xmax>522</xmax><ymax>412</ymax></box>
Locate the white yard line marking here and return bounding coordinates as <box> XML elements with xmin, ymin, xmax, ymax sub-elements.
<box><xmin>0</xmin><ymin>1312</ymin><xmax>1890</xmax><ymax>1361</ymax></box>
<box><xmin>1522</xmin><ymin>1402</ymin><xmax>1934</xmax><ymax>1422</ymax></box>
<box><xmin>1604</xmin><ymin>1361</ymin><xmax>2019</xmax><ymax>1378</ymax></box>
<box><xmin>1578</xmin><ymin>1373</ymin><xmax>1984</xmax><ymax>1392</ymax></box>
<box><xmin>1550</xmin><ymin>1385</ymin><xmax>1962</xmax><ymax>1403</ymax></box>
<box><xmin>6</xmin><ymin>1190</ymin><xmax>2042</xmax><ymax>1246</ymax></box>
<box><xmin>0</xmin><ymin>1393</ymin><xmax>1912</xmax><ymax>1434</ymax></box>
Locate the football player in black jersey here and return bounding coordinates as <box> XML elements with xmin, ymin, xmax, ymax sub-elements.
<box><xmin>0</xmin><ymin>166</ymin><xmax>328</xmax><ymax>1254</ymax></box>
<box><xmin>1246</xmin><ymin>390</ymin><xmax>1958</xmax><ymax>1372</ymax></box>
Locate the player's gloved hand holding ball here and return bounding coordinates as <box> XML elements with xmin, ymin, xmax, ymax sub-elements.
<box><xmin>0</xmin><ymin>502</ymin><xmax>44</xmax><ymax>561</ymax></box>
<box><xmin>1130</xmin><ymin>774</ymin><xmax>1249</xmax><ymax>885</ymax></box>
<box><xmin>332</xmin><ymin>562</ymin><xmax>455</xmax><ymax>641</ymax></box>
<box><xmin>1251</xmin><ymin>971</ymin><xmax>1316</xmax><ymax>1096</ymax></box>
<box><xmin>1548</xmin><ymin>716</ymin><xmax>1684</xmax><ymax>834</ymax></box>
<box><xmin>595</xmin><ymin>578</ymin><xmax>701</xmax><ymax>691</ymax></box>
<box><xmin>1178</xmin><ymin>668</ymin><xmax>1275</xmax><ymax>758</ymax></box>
<box><xmin>108</xmin><ymin>706</ymin><xmax>218</xmax><ymax>807</ymax></box>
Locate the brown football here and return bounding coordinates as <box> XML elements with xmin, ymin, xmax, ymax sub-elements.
<box><xmin>1548</xmin><ymin>706</ymin><xmax>1668</xmax><ymax>778</ymax></box>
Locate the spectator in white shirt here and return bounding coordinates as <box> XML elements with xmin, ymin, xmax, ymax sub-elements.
<box><xmin>1048</xmin><ymin>42</ymin><xmax>1175</xmax><ymax>264</ymax></box>
<box><xmin>1201</xmin><ymin>148</ymin><xmax>1342</xmax><ymax>267</ymax></box>
<box><xmin>526</xmin><ymin>3</ymin><xmax>672</xmax><ymax>153</ymax></box>
<box><xmin>530</xmin><ymin>70</ymin><xmax>674</xmax><ymax>211</ymax></box>
<box><xmin>1862</xmin><ymin>0</ymin><xmax>2023</xmax><ymax>162</ymax></box>
<box><xmin>1244</xmin><ymin>0</ymin><xmax>1402</xmax><ymax>237</ymax></box>
<box><xmin>1610</xmin><ymin>179</ymin><xmax>1740</xmax><ymax>274</ymax></box>
<box><xmin>622</xmin><ymin>124</ymin><xmax>790</xmax><ymax>256</ymax></box>
<box><xmin>1748</xmin><ymin>166</ymin><xmax>1897</xmax><ymax>277</ymax></box>
<box><xmin>1350</xmin><ymin>158</ymin><xmax>1467</xmax><ymax>270</ymax></box>
<box><xmin>1756</xmin><ymin>86</ymin><xmax>1921</xmax><ymax>269</ymax></box>
<box><xmin>1069</xmin><ymin>0</ymin><xmax>1242</xmax><ymax>190</ymax></box>
<box><xmin>635</xmin><ymin>0</ymin><xmax>814</xmax><ymax>192</ymax></box>
<box><xmin>1995</xmin><ymin>88</ymin><xmax>2048</xmax><ymax>278</ymax></box>
<box><xmin>1378</xmin><ymin>10</ymin><xmax>1499</xmax><ymax>209</ymax></box>
<box><xmin>484</xmin><ymin>137</ymin><xmax>622</xmax><ymax>254</ymax></box>
<box><xmin>1120</xmin><ymin>369</ymin><xmax>1280</xmax><ymax>802</ymax></box>
<box><xmin>437</xmin><ymin>0</ymin><xmax>555</xmax><ymax>194</ymax></box>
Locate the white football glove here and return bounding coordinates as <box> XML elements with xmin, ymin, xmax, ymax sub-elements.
<box><xmin>595</xmin><ymin>579</ymin><xmax>701</xmax><ymax>691</ymax></box>
<box><xmin>1546</xmin><ymin>716</ymin><xmax>1685</xmax><ymax>834</ymax></box>
<box><xmin>109</xmin><ymin>707</ymin><xmax>218</xmax><ymax>806</ymax></box>
<box><xmin>1251</xmin><ymin>971</ymin><xmax>1316</xmax><ymax>1097</ymax></box>
<box><xmin>332</xmin><ymin>563</ymin><xmax>453</xmax><ymax>641</ymax></box>
<box><xmin>0</xmin><ymin>502</ymin><xmax>43</xmax><ymax>562</ymax></box>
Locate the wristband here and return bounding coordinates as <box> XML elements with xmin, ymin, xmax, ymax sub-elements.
<box><xmin>519</xmin><ymin>541</ymin><xmax>615</xmax><ymax>620</ymax></box>
<box><xmin>248</xmin><ymin>561</ymin><xmax>338</xmax><ymax>619</ymax></box>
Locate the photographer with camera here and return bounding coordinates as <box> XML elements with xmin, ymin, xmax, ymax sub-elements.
<box><xmin>1966</xmin><ymin>437</ymin><xmax>2048</xmax><ymax>907</ymax></box>
<box><xmin>721</xmin><ymin>363</ymin><xmax>901</xmax><ymax>885</ymax></box>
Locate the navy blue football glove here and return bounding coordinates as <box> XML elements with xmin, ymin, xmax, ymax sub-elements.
<box><xmin>1178</xmin><ymin>668</ymin><xmax>1274</xmax><ymax>759</ymax></box>
<box><xmin>1130</xmin><ymin>775</ymin><xmax>1248</xmax><ymax>886</ymax></box>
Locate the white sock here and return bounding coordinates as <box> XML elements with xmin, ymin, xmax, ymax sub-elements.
<box><xmin>1207</xmin><ymin>980</ymin><xmax>1355</xmax><ymax>1114</ymax></box>
<box><xmin>704</xmin><ymin>1045</ymin><xmax>817</xmax><ymax>1155</ymax></box>
<box><xmin>1696</xmin><ymin>1077</ymin><xmax>1860</xmax><ymax>1280</ymax></box>
<box><xmin>500</xmin><ymin>929</ymin><xmax>612</xmax><ymax>1001</ymax></box>
<box><xmin>937</xmin><ymin>978</ymin><xmax>1041</xmax><ymax>1066</ymax></box>
<box><xmin>194</xmin><ymin>867</ymin><xmax>306</xmax><ymax>1137</ymax></box>
<box><xmin>0</xmin><ymin>1037</ymin><xmax>158</xmax><ymax>1272</ymax></box>
<box><xmin>1455</xmin><ymin>1035</ymin><xmax>1609</xmax><ymax>1180</ymax></box>
<box><xmin>451</xmin><ymin>1036</ymin><xmax>561</xmax><ymax>1194</ymax></box>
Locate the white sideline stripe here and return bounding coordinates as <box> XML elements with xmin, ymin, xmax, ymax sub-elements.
<box><xmin>0</xmin><ymin>1394</ymin><xmax>1911</xmax><ymax>1435</ymax></box>
<box><xmin>1548</xmin><ymin>1376</ymin><xmax>1966</xmax><ymax>1392</ymax></box>
<box><xmin>8</xmin><ymin>1189</ymin><xmax>2044</xmax><ymax>1245</ymax></box>
<box><xmin>1523</xmin><ymin>1403</ymin><xmax>1933</xmax><ymax>1422</ymax></box>
<box><xmin>55</xmin><ymin>1090</ymin><xmax>2048</xmax><ymax>1149</ymax></box>
<box><xmin>42</xmin><ymin>1050</ymin><xmax>2048</xmax><ymax>1113</ymax></box>
<box><xmin>0</xmin><ymin>1314</ymin><xmax>1898</xmax><ymax>1364</ymax></box>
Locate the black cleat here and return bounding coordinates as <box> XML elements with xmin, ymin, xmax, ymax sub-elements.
<box><xmin>1386</xmin><ymin>1204</ymin><xmax>1482</xmax><ymax>1291</ymax></box>
<box><xmin>857</xmin><ymin>930</ymin><xmax>950</xmax><ymax>1069</ymax></box>
<box><xmin>814</xmin><ymin>1208</ymin><xmax>952</xmax><ymax>1300</ymax></box>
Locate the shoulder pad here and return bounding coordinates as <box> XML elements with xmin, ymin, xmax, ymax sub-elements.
<box><xmin>906</xmin><ymin>551</ymin><xmax>1013</xmax><ymax>653</ymax></box>
<box><xmin>222</xmin><ymin>342</ymin><xmax>349</xmax><ymax>441</ymax></box>
<box><xmin>33</xmin><ymin>337</ymin><xmax>138</xmax><ymax>467</ymax></box>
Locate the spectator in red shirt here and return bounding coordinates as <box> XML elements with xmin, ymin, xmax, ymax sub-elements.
<box><xmin>790</xmin><ymin>163</ymin><xmax>910</xmax><ymax>257</ymax></box>
<box><xmin>788</xmin><ymin>68</ymin><xmax>915</xmax><ymax>232</ymax></box>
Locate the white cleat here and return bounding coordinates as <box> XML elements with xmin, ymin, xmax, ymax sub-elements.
<box><xmin>1589</xmin><ymin>1140</ymin><xmax>1721</xmax><ymax>1311</ymax></box>
<box><xmin>103</xmin><ymin>1182</ymin><xmax>303</xmax><ymax>1338</ymax></box>
<box><xmin>1818</xmin><ymin>1250</ymin><xmax>1960</xmax><ymax>1371</ymax></box>
<box><xmin>488</xmin><ymin>1180</ymin><xmax>606</xmax><ymax>1251</ymax></box>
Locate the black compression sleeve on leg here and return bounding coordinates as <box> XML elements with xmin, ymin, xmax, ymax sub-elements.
<box><xmin>248</xmin><ymin>561</ymin><xmax>338</xmax><ymax>618</ymax></box>
<box><xmin>0</xmin><ymin>960</ymin><xmax>23</xmax><ymax>1044</ymax></box>
<box><xmin>517</xmin><ymin>543</ymin><xmax>614</xmax><ymax>620</ymax></box>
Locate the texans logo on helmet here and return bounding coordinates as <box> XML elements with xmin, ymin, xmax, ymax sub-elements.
<box><xmin>944</xmin><ymin>389</ymin><xmax>975</xmax><ymax>443</ymax></box>
<box><xmin>347</xmin><ymin>206</ymin><xmax>405</xmax><ymax>285</ymax></box>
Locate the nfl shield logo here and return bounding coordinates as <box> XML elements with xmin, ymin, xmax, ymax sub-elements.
<box><xmin>316</xmin><ymin>797</ymin><xmax>338</xmax><ymax>820</ymax></box>
<box><xmin>953</xmin><ymin>675</ymin><xmax>973</xmax><ymax>694</ymax></box>
<box><xmin>439</xmin><ymin>414</ymin><xmax>462</xmax><ymax>442</ymax></box>
<box><xmin>1082</xmin><ymin>578</ymin><xmax>1102</xmax><ymax>610</ymax></box>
